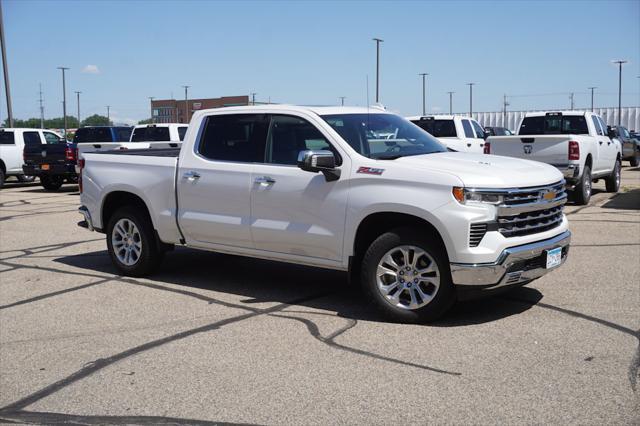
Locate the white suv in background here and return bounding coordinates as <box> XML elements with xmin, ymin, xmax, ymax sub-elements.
<box><xmin>408</xmin><ymin>115</ymin><xmax>487</xmax><ymax>153</ymax></box>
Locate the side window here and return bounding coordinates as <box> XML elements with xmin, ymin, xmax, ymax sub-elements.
<box><xmin>622</xmin><ymin>128</ymin><xmax>630</xmax><ymax>138</ymax></box>
<box><xmin>598</xmin><ymin>117</ymin><xmax>608</xmax><ymax>136</ymax></box>
<box><xmin>178</xmin><ymin>127</ymin><xmax>188</xmax><ymax>141</ymax></box>
<box><xmin>461</xmin><ymin>120</ymin><xmax>474</xmax><ymax>138</ymax></box>
<box><xmin>591</xmin><ymin>116</ymin><xmax>604</xmax><ymax>136</ymax></box>
<box><xmin>198</xmin><ymin>114</ymin><xmax>269</xmax><ymax>162</ymax></box>
<box><xmin>43</xmin><ymin>132</ymin><xmax>62</xmax><ymax>144</ymax></box>
<box><xmin>116</xmin><ymin>128</ymin><xmax>132</xmax><ymax>142</ymax></box>
<box><xmin>131</xmin><ymin>128</ymin><xmax>147</xmax><ymax>142</ymax></box>
<box><xmin>0</xmin><ymin>131</ymin><xmax>15</xmax><ymax>145</ymax></box>
<box><xmin>471</xmin><ymin>121</ymin><xmax>485</xmax><ymax>139</ymax></box>
<box><xmin>23</xmin><ymin>131</ymin><xmax>42</xmax><ymax>145</ymax></box>
<box><xmin>94</xmin><ymin>128</ymin><xmax>114</xmax><ymax>142</ymax></box>
<box><xmin>265</xmin><ymin>115</ymin><xmax>336</xmax><ymax>166</ymax></box>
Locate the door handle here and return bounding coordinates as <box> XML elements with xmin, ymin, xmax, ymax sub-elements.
<box><xmin>599</xmin><ymin>141</ymin><xmax>603</xmax><ymax>145</ymax></box>
<box><xmin>93</xmin><ymin>144</ymin><xmax>101</xmax><ymax>148</ymax></box>
<box><xmin>466</xmin><ymin>143</ymin><xmax>472</xmax><ymax>147</ymax></box>
<box><xmin>182</xmin><ymin>171</ymin><xmax>201</xmax><ymax>181</ymax></box>
<box><xmin>607</xmin><ymin>141</ymin><xmax>611</xmax><ymax>145</ymax></box>
<box><xmin>254</xmin><ymin>176</ymin><xmax>276</xmax><ymax>186</ymax></box>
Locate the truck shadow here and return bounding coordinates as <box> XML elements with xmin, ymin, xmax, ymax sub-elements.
<box><xmin>601</xmin><ymin>188</ymin><xmax>640</xmax><ymax>210</ymax></box>
<box><xmin>54</xmin><ymin>246</ymin><xmax>539</xmax><ymax>327</ymax></box>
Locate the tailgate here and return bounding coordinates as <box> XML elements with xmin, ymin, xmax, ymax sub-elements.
<box><xmin>488</xmin><ymin>135</ymin><xmax>570</xmax><ymax>164</ymax></box>
<box><xmin>77</xmin><ymin>142</ymin><xmax>125</xmax><ymax>158</ymax></box>
<box><xmin>23</xmin><ymin>144</ymin><xmax>68</xmax><ymax>166</ymax></box>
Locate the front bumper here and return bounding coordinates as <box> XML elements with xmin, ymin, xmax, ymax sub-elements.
<box><xmin>450</xmin><ymin>230</ymin><xmax>571</xmax><ymax>290</ymax></box>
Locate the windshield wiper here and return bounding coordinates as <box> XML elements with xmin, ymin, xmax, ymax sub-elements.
<box><xmin>375</xmin><ymin>154</ymin><xmax>403</xmax><ymax>160</ymax></box>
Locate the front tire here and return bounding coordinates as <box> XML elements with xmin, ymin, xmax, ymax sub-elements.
<box><xmin>40</xmin><ymin>175</ymin><xmax>64</xmax><ymax>191</ymax></box>
<box><xmin>0</xmin><ymin>169</ymin><xmax>5</xmax><ymax>188</ymax></box>
<box><xmin>630</xmin><ymin>153</ymin><xmax>639</xmax><ymax>167</ymax></box>
<box><xmin>106</xmin><ymin>206</ymin><xmax>163</xmax><ymax>277</ymax></box>
<box><xmin>360</xmin><ymin>228</ymin><xmax>455</xmax><ymax>323</ymax></box>
<box><xmin>572</xmin><ymin>164</ymin><xmax>591</xmax><ymax>205</ymax></box>
<box><xmin>605</xmin><ymin>160</ymin><xmax>621</xmax><ymax>193</ymax></box>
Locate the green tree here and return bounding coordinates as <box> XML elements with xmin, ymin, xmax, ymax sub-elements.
<box><xmin>2</xmin><ymin>116</ymin><xmax>78</xmax><ymax>129</ymax></box>
<box><xmin>138</xmin><ymin>118</ymin><xmax>153</xmax><ymax>125</ymax></box>
<box><xmin>81</xmin><ymin>114</ymin><xmax>112</xmax><ymax>126</ymax></box>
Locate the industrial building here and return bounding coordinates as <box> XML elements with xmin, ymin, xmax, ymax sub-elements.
<box><xmin>151</xmin><ymin>95</ymin><xmax>250</xmax><ymax>123</ymax></box>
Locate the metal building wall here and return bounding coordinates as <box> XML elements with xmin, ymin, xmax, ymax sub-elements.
<box><xmin>470</xmin><ymin>107</ymin><xmax>640</xmax><ymax>132</ymax></box>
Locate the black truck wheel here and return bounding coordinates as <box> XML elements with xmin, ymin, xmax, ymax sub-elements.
<box><xmin>605</xmin><ymin>160</ymin><xmax>621</xmax><ymax>193</ymax></box>
<box><xmin>572</xmin><ymin>165</ymin><xmax>591</xmax><ymax>205</ymax></box>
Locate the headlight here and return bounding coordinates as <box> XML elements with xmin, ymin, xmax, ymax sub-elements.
<box><xmin>452</xmin><ymin>187</ymin><xmax>504</xmax><ymax>205</ymax></box>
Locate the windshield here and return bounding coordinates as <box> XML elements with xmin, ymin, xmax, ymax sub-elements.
<box><xmin>519</xmin><ymin>115</ymin><xmax>589</xmax><ymax>135</ymax></box>
<box><xmin>322</xmin><ymin>113</ymin><xmax>446</xmax><ymax>159</ymax></box>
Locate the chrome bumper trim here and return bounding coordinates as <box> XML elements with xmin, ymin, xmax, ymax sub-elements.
<box><xmin>450</xmin><ymin>230</ymin><xmax>571</xmax><ymax>288</ymax></box>
<box><xmin>553</xmin><ymin>163</ymin><xmax>580</xmax><ymax>180</ymax></box>
<box><xmin>78</xmin><ymin>206</ymin><xmax>94</xmax><ymax>232</ymax></box>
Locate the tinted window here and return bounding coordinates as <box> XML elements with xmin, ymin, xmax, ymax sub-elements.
<box><xmin>266</xmin><ymin>115</ymin><xmax>334</xmax><ymax>165</ymax></box>
<box><xmin>131</xmin><ymin>127</ymin><xmax>171</xmax><ymax>142</ymax></box>
<box><xmin>73</xmin><ymin>128</ymin><xmax>92</xmax><ymax>143</ymax></box>
<box><xmin>43</xmin><ymin>132</ymin><xmax>63</xmax><ymax>144</ymax></box>
<box><xmin>74</xmin><ymin>127</ymin><xmax>114</xmax><ymax>143</ymax></box>
<box><xmin>412</xmin><ymin>119</ymin><xmax>457</xmax><ymax>137</ymax></box>
<box><xmin>0</xmin><ymin>131</ymin><xmax>15</xmax><ymax>145</ymax></box>
<box><xmin>322</xmin><ymin>113</ymin><xmax>446</xmax><ymax>159</ymax></box>
<box><xmin>471</xmin><ymin>121</ymin><xmax>485</xmax><ymax>139</ymax></box>
<box><xmin>519</xmin><ymin>115</ymin><xmax>589</xmax><ymax>135</ymax></box>
<box><xmin>115</xmin><ymin>127</ymin><xmax>132</xmax><ymax>142</ymax></box>
<box><xmin>591</xmin><ymin>117</ymin><xmax>604</xmax><ymax>136</ymax></box>
<box><xmin>621</xmin><ymin>127</ymin><xmax>630</xmax><ymax>138</ymax></box>
<box><xmin>198</xmin><ymin>114</ymin><xmax>268</xmax><ymax>162</ymax></box>
<box><xmin>178</xmin><ymin>127</ymin><xmax>188</xmax><ymax>141</ymax></box>
<box><xmin>461</xmin><ymin>120</ymin><xmax>474</xmax><ymax>138</ymax></box>
<box><xmin>23</xmin><ymin>131</ymin><xmax>42</xmax><ymax>145</ymax></box>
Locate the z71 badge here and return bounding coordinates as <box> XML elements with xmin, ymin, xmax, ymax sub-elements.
<box><xmin>357</xmin><ymin>167</ymin><xmax>385</xmax><ymax>175</ymax></box>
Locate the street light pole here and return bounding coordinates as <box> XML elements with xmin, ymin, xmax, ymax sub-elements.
<box><xmin>612</xmin><ymin>60</ymin><xmax>627</xmax><ymax>126</ymax></box>
<box><xmin>39</xmin><ymin>83</ymin><xmax>44</xmax><ymax>128</ymax></box>
<box><xmin>0</xmin><ymin>0</ymin><xmax>13</xmax><ymax>127</ymax></box>
<box><xmin>569</xmin><ymin>92</ymin><xmax>574</xmax><ymax>110</ymax></box>
<box><xmin>339</xmin><ymin>96</ymin><xmax>346</xmax><ymax>106</ymax></box>
<box><xmin>57</xmin><ymin>67</ymin><xmax>69</xmax><ymax>138</ymax></box>
<box><xmin>447</xmin><ymin>91</ymin><xmax>454</xmax><ymax>114</ymax></box>
<box><xmin>372</xmin><ymin>38</ymin><xmax>383</xmax><ymax>103</ymax></box>
<box><xmin>106</xmin><ymin>105</ymin><xmax>110</xmax><ymax>123</ymax></box>
<box><xmin>588</xmin><ymin>87</ymin><xmax>597</xmax><ymax>111</ymax></box>
<box><xmin>419</xmin><ymin>73</ymin><xmax>428</xmax><ymax>115</ymax></box>
<box><xmin>251</xmin><ymin>92</ymin><xmax>256</xmax><ymax>106</ymax></box>
<box><xmin>502</xmin><ymin>94</ymin><xmax>509</xmax><ymax>126</ymax></box>
<box><xmin>148</xmin><ymin>96</ymin><xmax>154</xmax><ymax>123</ymax></box>
<box><xmin>182</xmin><ymin>85</ymin><xmax>190</xmax><ymax>123</ymax></box>
<box><xmin>75</xmin><ymin>91</ymin><xmax>81</xmax><ymax>127</ymax></box>
<box><xmin>466</xmin><ymin>83</ymin><xmax>475</xmax><ymax>116</ymax></box>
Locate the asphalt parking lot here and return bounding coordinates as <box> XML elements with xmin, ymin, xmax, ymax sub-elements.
<box><xmin>0</xmin><ymin>167</ymin><xmax>638</xmax><ymax>425</ymax></box>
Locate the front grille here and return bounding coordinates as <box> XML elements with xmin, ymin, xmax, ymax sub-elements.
<box><xmin>469</xmin><ymin>223</ymin><xmax>487</xmax><ymax>247</ymax></box>
<box><xmin>502</xmin><ymin>181</ymin><xmax>566</xmax><ymax>206</ymax></box>
<box><xmin>498</xmin><ymin>205</ymin><xmax>564</xmax><ymax>237</ymax></box>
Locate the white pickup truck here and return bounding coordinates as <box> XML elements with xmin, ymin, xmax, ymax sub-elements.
<box><xmin>407</xmin><ymin>115</ymin><xmax>487</xmax><ymax>153</ymax></box>
<box><xmin>0</xmin><ymin>128</ymin><xmax>63</xmax><ymax>187</ymax></box>
<box><xmin>487</xmin><ymin>111</ymin><xmax>621</xmax><ymax>205</ymax></box>
<box><xmin>78</xmin><ymin>105</ymin><xmax>571</xmax><ymax>323</ymax></box>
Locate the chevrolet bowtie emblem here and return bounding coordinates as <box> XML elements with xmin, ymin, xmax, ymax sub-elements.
<box><xmin>542</xmin><ymin>191</ymin><xmax>556</xmax><ymax>201</ymax></box>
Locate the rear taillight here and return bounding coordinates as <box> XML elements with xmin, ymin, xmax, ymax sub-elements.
<box><xmin>65</xmin><ymin>146</ymin><xmax>76</xmax><ymax>161</ymax></box>
<box><xmin>568</xmin><ymin>141</ymin><xmax>580</xmax><ymax>160</ymax></box>
<box><xmin>483</xmin><ymin>142</ymin><xmax>491</xmax><ymax>154</ymax></box>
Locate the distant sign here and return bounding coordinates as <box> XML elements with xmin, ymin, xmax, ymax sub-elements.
<box><xmin>193</xmin><ymin>102</ymin><xmax>202</xmax><ymax>110</ymax></box>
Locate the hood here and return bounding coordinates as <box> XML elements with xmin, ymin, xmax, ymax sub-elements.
<box><xmin>392</xmin><ymin>152</ymin><xmax>563</xmax><ymax>188</ymax></box>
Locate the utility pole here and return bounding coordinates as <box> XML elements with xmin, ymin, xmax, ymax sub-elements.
<box><xmin>251</xmin><ymin>92</ymin><xmax>256</xmax><ymax>106</ymax></box>
<box><xmin>75</xmin><ymin>91</ymin><xmax>81</xmax><ymax>127</ymax></box>
<box><xmin>612</xmin><ymin>60</ymin><xmax>627</xmax><ymax>126</ymax></box>
<box><xmin>588</xmin><ymin>87</ymin><xmax>596</xmax><ymax>111</ymax></box>
<box><xmin>419</xmin><ymin>73</ymin><xmax>428</xmax><ymax>115</ymax></box>
<box><xmin>569</xmin><ymin>92</ymin><xmax>574</xmax><ymax>110</ymax></box>
<box><xmin>106</xmin><ymin>105</ymin><xmax>110</xmax><ymax>123</ymax></box>
<box><xmin>372</xmin><ymin>38</ymin><xmax>383</xmax><ymax>103</ymax></box>
<box><xmin>38</xmin><ymin>83</ymin><xmax>44</xmax><ymax>128</ymax></box>
<box><xmin>339</xmin><ymin>96</ymin><xmax>346</xmax><ymax>106</ymax></box>
<box><xmin>148</xmin><ymin>96</ymin><xmax>154</xmax><ymax>123</ymax></box>
<box><xmin>447</xmin><ymin>91</ymin><xmax>454</xmax><ymax>114</ymax></box>
<box><xmin>182</xmin><ymin>85</ymin><xmax>190</xmax><ymax>123</ymax></box>
<box><xmin>0</xmin><ymin>0</ymin><xmax>13</xmax><ymax>127</ymax></box>
<box><xmin>466</xmin><ymin>83</ymin><xmax>475</xmax><ymax>116</ymax></box>
<box><xmin>57</xmin><ymin>67</ymin><xmax>69</xmax><ymax>138</ymax></box>
<box><xmin>502</xmin><ymin>94</ymin><xmax>509</xmax><ymax>126</ymax></box>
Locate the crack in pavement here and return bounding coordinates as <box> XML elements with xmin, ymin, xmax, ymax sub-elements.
<box><xmin>0</xmin><ymin>410</ymin><xmax>250</xmax><ymax>425</ymax></box>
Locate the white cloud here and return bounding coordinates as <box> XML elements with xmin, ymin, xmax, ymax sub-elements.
<box><xmin>82</xmin><ymin>64</ymin><xmax>100</xmax><ymax>74</ymax></box>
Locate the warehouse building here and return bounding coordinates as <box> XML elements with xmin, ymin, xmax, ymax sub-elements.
<box><xmin>151</xmin><ymin>95</ymin><xmax>250</xmax><ymax>123</ymax></box>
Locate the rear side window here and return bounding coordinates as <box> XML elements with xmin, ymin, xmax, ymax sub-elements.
<box><xmin>412</xmin><ymin>119</ymin><xmax>457</xmax><ymax>137</ymax></box>
<box><xmin>23</xmin><ymin>131</ymin><xmax>42</xmax><ymax>145</ymax></box>
<box><xmin>0</xmin><ymin>131</ymin><xmax>15</xmax><ymax>145</ymax></box>
<box><xmin>471</xmin><ymin>121</ymin><xmax>485</xmax><ymax>139</ymax></box>
<box><xmin>519</xmin><ymin>115</ymin><xmax>589</xmax><ymax>135</ymax></box>
<box><xmin>43</xmin><ymin>132</ymin><xmax>63</xmax><ymax>144</ymax></box>
<box><xmin>115</xmin><ymin>127</ymin><xmax>132</xmax><ymax>142</ymax></box>
<box><xmin>131</xmin><ymin>127</ymin><xmax>171</xmax><ymax>142</ymax></box>
<box><xmin>73</xmin><ymin>128</ymin><xmax>92</xmax><ymax>143</ymax></box>
<box><xmin>591</xmin><ymin>116</ymin><xmax>604</xmax><ymax>136</ymax></box>
<box><xmin>198</xmin><ymin>114</ymin><xmax>269</xmax><ymax>162</ymax></box>
<box><xmin>265</xmin><ymin>115</ymin><xmax>335</xmax><ymax>165</ymax></box>
<box><xmin>74</xmin><ymin>128</ymin><xmax>115</xmax><ymax>143</ymax></box>
<box><xmin>461</xmin><ymin>120</ymin><xmax>474</xmax><ymax>138</ymax></box>
<box><xmin>178</xmin><ymin>127</ymin><xmax>188</xmax><ymax>141</ymax></box>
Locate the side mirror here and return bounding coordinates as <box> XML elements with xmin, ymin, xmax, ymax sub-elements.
<box><xmin>297</xmin><ymin>150</ymin><xmax>341</xmax><ymax>182</ymax></box>
<box><xmin>607</xmin><ymin>128</ymin><xmax>617</xmax><ymax>139</ymax></box>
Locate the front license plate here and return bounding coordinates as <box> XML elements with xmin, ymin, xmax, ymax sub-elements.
<box><xmin>41</xmin><ymin>164</ymin><xmax>50</xmax><ymax>171</ymax></box>
<box><xmin>546</xmin><ymin>247</ymin><xmax>562</xmax><ymax>269</ymax></box>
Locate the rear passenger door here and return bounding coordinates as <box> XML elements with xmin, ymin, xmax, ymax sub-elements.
<box><xmin>470</xmin><ymin>120</ymin><xmax>487</xmax><ymax>153</ymax></box>
<box><xmin>249</xmin><ymin>113</ymin><xmax>350</xmax><ymax>264</ymax></box>
<box><xmin>177</xmin><ymin>113</ymin><xmax>269</xmax><ymax>249</ymax></box>
<box><xmin>590</xmin><ymin>116</ymin><xmax>609</xmax><ymax>173</ymax></box>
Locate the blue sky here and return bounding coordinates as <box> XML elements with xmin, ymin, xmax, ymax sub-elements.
<box><xmin>1</xmin><ymin>0</ymin><xmax>639</xmax><ymax>125</ymax></box>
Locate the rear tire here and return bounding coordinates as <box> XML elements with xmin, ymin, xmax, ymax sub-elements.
<box><xmin>572</xmin><ymin>164</ymin><xmax>591</xmax><ymax>205</ymax></box>
<box><xmin>17</xmin><ymin>175</ymin><xmax>36</xmax><ymax>183</ymax></box>
<box><xmin>360</xmin><ymin>227</ymin><xmax>455</xmax><ymax>323</ymax></box>
<box><xmin>40</xmin><ymin>175</ymin><xmax>64</xmax><ymax>191</ymax></box>
<box><xmin>605</xmin><ymin>160</ymin><xmax>621</xmax><ymax>193</ymax></box>
<box><xmin>106</xmin><ymin>206</ymin><xmax>163</xmax><ymax>277</ymax></box>
<box><xmin>0</xmin><ymin>169</ymin><xmax>5</xmax><ymax>188</ymax></box>
<box><xmin>631</xmin><ymin>154</ymin><xmax>639</xmax><ymax>167</ymax></box>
